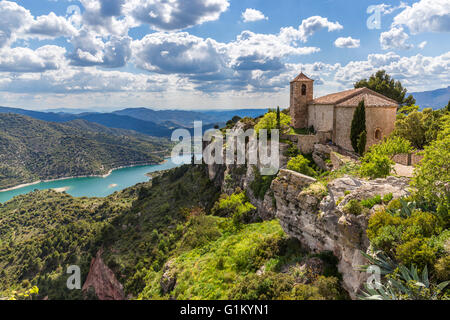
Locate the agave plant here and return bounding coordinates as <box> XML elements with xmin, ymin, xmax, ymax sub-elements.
<box><xmin>358</xmin><ymin>251</ymin><xmax>450</xmax><ymax>300</ymax></box>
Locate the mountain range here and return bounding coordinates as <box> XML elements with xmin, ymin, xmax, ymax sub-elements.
<box><xmin>0</xmin><ymin>107</ymin><xmax>268</xmax><ymax>138</ymax></box>
<box><xmin>411</xmin><ymin>86</ymin><xmax>450</xmax><ymax>110</ymax></box>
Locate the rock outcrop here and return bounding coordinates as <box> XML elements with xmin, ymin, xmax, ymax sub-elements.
<box><xmin>82</xmin><ymin>249</ymin><xmax>125</xmax><ymax>300</ymax></box>
<box><xmin>160</xmin><ymin>259</ymin><xmax>177</xmax><ymax>295</ymax></box>
<box><xmin>272</xmin><ymin>170</ymin><xmax>410</xmax><ymax>298</ymax></box>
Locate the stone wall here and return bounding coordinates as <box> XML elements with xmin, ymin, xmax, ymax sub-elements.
<box><xmin>297</xmin><ymin>134</ymin><xmax>319</xmax><ymax>154</ymax></box>
<box><xmin>393</xmin><ymin>151</ymin><xmax>425</xmax><ymax>166</ymax></box>
<box><xmin>365</xmin><ymin>107</ymin><xmax>397</xmax><ymax>150</ymax></box>
<box><xmin>308</xmin><ymin>104</ymin><xmax>334</xmax><ymax>132</ymax></box>
<box><xmin>334</xmin><ymin>107</ymin><xmax>356</xmax><ymax>151</ymax></box>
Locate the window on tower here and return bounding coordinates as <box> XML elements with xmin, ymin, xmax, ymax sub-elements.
<box><xmin>301</xmin><ymin>84</ymin><xmax>307</xmax><ymax>96</ymax></box>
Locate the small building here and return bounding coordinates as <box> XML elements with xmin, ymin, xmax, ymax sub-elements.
<box><xmin>290</xmin><ymin>72</ymin><xmax>398</xmax><ymax>152</ymax></box>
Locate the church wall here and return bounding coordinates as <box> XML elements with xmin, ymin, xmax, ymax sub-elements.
<box><xmin>307</xmin><ymin>104</ymin><xmax>334</xmax><ymax>132</ymax></box>
<box><xmin>334</xmin><ymin>106</ymin><xmax>397</xmax><ymax>152</ymax></box>
<box><xmin>334</xmin><ymin>107</ymin><xmax>356</xmax><ymax>151</ymax></box>
<box><xmin>365</xmin><ymin>107</ymin><xmax>397</xmax><ymax>149</ymax></box>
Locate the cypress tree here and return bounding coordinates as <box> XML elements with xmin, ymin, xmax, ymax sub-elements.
<box><xmin>276</xmin><ymin>106</ymin><xmax>281</xmax><ymax>130</ymax></box>
<box><xmin>357</xmin><ymin>130</ymin><xmax>367</xmax><ymax>156</ymax></box>
<box><xmin>351</xmin><ymin>100</ymin><xmax>366</xmax><ymax>154</ymax></box>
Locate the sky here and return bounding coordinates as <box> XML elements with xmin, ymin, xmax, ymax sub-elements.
<box><xmin>0</xmin><ymin>0</ymin><xmax>449</xmax><ymax>111</ymax></box>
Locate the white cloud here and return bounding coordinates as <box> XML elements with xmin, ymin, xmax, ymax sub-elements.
<box><xmin>123</xmin><ymin>0</ymin><xmax>230</xmax><ymax>31</ymax></box>
<box><xmin>393</xmin><ymin>0</ymin><xmax>450</xmax><ymax>34</ymax></box>
<box><xmin>26</xmin><ymin>12</ymin><xmax>77</xmax><ymax>39</ymax></box>
<box><xmin>68</xmin><ymin>31</ymin><xmax>132</xmax><ymax>68</ymax></box>
<box><xmin>0</xmin><ymin>45</ymin><xmax>67</xmax><ymax>72</ymax></box>
<box><xmin>334</xmin><ymin>51</ymin><xmax>450</xmax><ymax>91</ymax></box>
<box><xmin>242</xmin><ymin>8</ymin><xmax>268</xmax><ymax>23</ymax></box>
<box><xmin>418</xmin><ymin>41</ymin><xmax>427</xmax><ymax>49</ymax></box>
<box><xmin>0</xmin><ymin>1</ymin><xmax>33</xmax><ymax>47</ymax></box>
<box><xmin>380</xmin><ymin>26</ymin><xmax>413</xmax><ymax>50</ymax></box>
<box><xmin>334</xmin><ymin>37</ymin><xmax>360</xmax><ymax>48</ymax></box>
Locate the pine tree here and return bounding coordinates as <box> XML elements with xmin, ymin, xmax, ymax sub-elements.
<box><xmin>351</xmin><ymin>100</ymin><xmax>366</xmax><ymax>154</ymax></box>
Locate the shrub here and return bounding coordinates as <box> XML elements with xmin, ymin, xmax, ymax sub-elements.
<box><xmin>254</xmin><ymin>112</ymin><xmax>291</xmax><ymax>136</ymax></box>
<box><xmin>343</xmin><ymin>199</ymin><xmax>363</xmax><ymax>216</ymax></box>
<box><xmin>434</xmin><ymin>255</ymin><xmax>450</xmax><ymax>281</ymax></box>
<box><xmin>211</xmin><ymin>192</ymin><xmax>256</xmax><ymax>228</ymax></box>
<box><xmin>383</xmin><ymin>193</ymin><xmax>394</xmax><ymax>203</ymax></box>
<box><xmin>250</xmin><ymin>167</ymin><xmax>276</xmax><ymax>200</ymax></box>
<box><xmin>229</xmin><ymin>272</ymin><xmax>294</xmax><ymax>300</ymax></box>
<box><xmin>367</xmin><ymin>209</ymin><xmax>445</xmax><ymax>269</ymax></box>
<box><xmin>360</xmin><ymin>137</ymin><xmax>413</xmax><ymax>179</ymax></box>
<box><xmin>361</xmin><ymin>195</ymin><xmax>382</xmax><ymax>209</ymax></box>
<box><xmin>287</xmin><ymin>155</ymin><xmax>317</xmax><ymax>177</ymax></box>
<box><xmin>412</xmin><ymin>114</ymin><xmax>450</xmax><ymax>219</ymax></box>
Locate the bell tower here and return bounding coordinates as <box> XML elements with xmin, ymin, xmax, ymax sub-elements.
<box><xmin>290</xmin><ymin>72</ymin><xmax>314</xmax><ymax>129</ymax></box>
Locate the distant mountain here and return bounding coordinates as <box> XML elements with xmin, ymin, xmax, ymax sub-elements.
<box><xmin>0</xmin><ymin>114</ymin><xmax>171</xmax><ymax>190</ymax></box>
<box><xmin>0</xmin><ymin>106</ymin><xmax>268</xmax><ymax>137</ymax></box>
<box><xmin>411</xmin><ymin>86</ymin><xmax>450</xmax><ymax>110</ymax></box>
<box><xmin>114</xmin><ymin>108</ymin><xmax>268</xmax><ymax>127</ymax></box>
<box><xmin>0</xmin><ymin>107</ymin><xmax>176</xmax><ymax>137</ymax></box>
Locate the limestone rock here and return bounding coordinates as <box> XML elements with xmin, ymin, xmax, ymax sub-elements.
<box><xmin>272</xmin><ymin>173</ymin><xmax>411</xmax><ymax>299</ymax></box>
<box><xmin>82</xmin><ymin>249</ymin><xmax>125</xmax><ymax>300</ymax></box>
<box><xmin>160</xmin><ymin>259</ymin><xmax>177</xmax><ymax>295</ymax></box>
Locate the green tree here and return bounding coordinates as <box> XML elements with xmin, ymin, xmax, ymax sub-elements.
<box><xmin>276</xmin><ymin>106</ymin><xmax>281</xmax><ymax>130</ymax></box>
<box><xmin>357</xmin><ymin>130</ymin><xmax>367</xmax><ymax>156</ymax></box>
<box><xmin>354</xmin><ymin>70</ymin><xmax>416</xmax><ymax>109</ymax></box>
<box><xmin>393</xmin><ymin>108</ymin><xmax>446</xmax><ymax>149</ymax></box>
<box><xmin>412</xmin><ymin>114</ymin><xmax>450</xmax><ymax>218</ymax></box>
<box><xmin>350</xmin><ymin>100</ymin><xmax>366</xmax><ymax>154</ymax></box>
<box><xmin>255</xmin><ymin>111</ymin><xmax>291</xmax><ymax>136</ymax></box>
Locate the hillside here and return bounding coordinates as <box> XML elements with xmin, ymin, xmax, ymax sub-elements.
<box><xmin>0</xmin><ymin>165</ymin><xmax>345</xmax><ymax>300</ymax></box>
<box><xmin>0</xmin><ymin>114</ymin><xmax>171</xmax><ymax>190</ymax></box>
<box><xmin>411</xmin><ymin>86</ymin><xmax>450</xmax><ymax>109</ymax></box>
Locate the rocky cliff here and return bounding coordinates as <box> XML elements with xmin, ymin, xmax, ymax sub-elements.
<box><xmin>271</xmin><ymin>170</ymin><xmax>410</xmax><ymax>298</ymax></box>
<box><xmin>82</xmin><ymin>249</ymin><xmax>125</xmax><ymax>300</ymax></box>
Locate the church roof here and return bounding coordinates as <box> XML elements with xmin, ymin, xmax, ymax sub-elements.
<box><xmin>291</xmin><ymin>72</ymin><xmax>314</xmax><ymax>83</ymax></box>
<box><xmin>311</xmin><ymin>87</ymin><xmax>398</xmax><ymax>108</ymax></box>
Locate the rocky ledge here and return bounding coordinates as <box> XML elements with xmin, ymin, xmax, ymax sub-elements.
<box><xmin>272</xmin><ymin>169</ymin><xmax>410</xmax><ymax>298</ymax></box>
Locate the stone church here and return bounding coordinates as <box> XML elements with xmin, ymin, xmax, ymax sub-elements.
<box><xmin>290</xmin><ymin>72</ymin><xmax>398</xmax><ymax>152</ymax></box>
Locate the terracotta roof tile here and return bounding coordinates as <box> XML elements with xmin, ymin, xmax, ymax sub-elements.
<box><xmin>337</xmin><ymin>92</ymin><xmax>398</xmax><ymax>108</ymax></box>
<box><xmin>311</xmin><ymin>87</ymin><xmax>398</xmax><ymax>107</ymax></box>
<box><xmin>291</xmin><ymin>72</ymin><xmax>314</xmax><ymax>82</ymax></box>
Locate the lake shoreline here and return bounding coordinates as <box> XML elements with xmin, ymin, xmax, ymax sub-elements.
<box><xmin>0</xmin><ymin>161</ymin><xmax>166</xmax><ymax>193</ymax></box>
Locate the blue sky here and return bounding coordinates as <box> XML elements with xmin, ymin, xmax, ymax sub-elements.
<box><xmin>0</xmin><ymin>0</ymin><xmax>449</xmax><ymax>110</ymax></box>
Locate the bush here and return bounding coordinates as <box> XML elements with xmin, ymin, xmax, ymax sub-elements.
<box><xmin>250</xmin><ymin>167</ymin><xmax>276</xmax><ymax>200</ymax></box>
<box><xmin>367</xmin><ymin>209</ymin><xmax>445</xmax><ymax>269</ymax></box>
<box><xmin>412</xmin><ymin>114</ymin><xmax>450</xmax><ymax>219</ymax></box>
<box><xmin>254</xmin><ymin>112</ymin><xmax>291</xmax><ymax>137</ymax></box>
<box><xmin>360</xmin><ymin>137</ymin><xmax>413</xmax><ymax>179</ymax></box>
<box><xmin>211</xmin><ymin>192</ymin><xmax>256</xmax><ymax>228</ymax></box>
<box><xmin>361</xmin><ymin>195</ymin><xmax>382</xmax><ymax>209</ymax></box>
<box><xmin>434</xmin><ymin>255</ymin><xmax>450</xmax><ymax>281</ymax></box>
<box><xmin>287</xmin><ymin>155</ymin><xmax>317</xmax><ymax>177</ymax></box>
<box><xmin>343</xmin><ymin>199</ymin><xmax>363</xmax><ymax>216</ymax></box>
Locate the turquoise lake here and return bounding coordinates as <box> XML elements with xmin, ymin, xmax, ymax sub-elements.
<box><xmin>0</xmin><ymin>155</ymin><xmax>192</xmax><ymax>203</ymax></box>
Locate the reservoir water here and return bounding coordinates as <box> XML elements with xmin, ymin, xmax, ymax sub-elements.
<box><xmin>0</xmin><ymin>155</ymin><xmax>192</xmax><ymax>203</ymax></box>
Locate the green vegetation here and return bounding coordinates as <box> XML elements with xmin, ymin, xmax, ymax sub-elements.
<box><xmin>250</xmin><ymin>166</ymin><xmax>277</xmax><ymax>200</ymax></box>
<box><xmin>412</xmin><ymin>114</ymin><xmax>450</xmax><ymax>218</ymax></box>
<box><xmin>359</xmin><ymin>137</ymin><xmax>413</xmax><ymax>179</ymax></box>
<box><xmin>350</xmin><ymin>100</ymin><xmax>366</xmax><ymax>155</ymax></box>
<box><xmin>138</xmin><ymin>217</ymin><xmax>344</xmax><ymax>300</ymax></box>
<box><xmin>0</xmin><ymin>114</ymin><xmax>170</xmax><ymax>190</ymax></box>
<box><xmin>254</xmin><ymin>111</ymin><xmax>291</xmax><ymax>136</ymax></box>
<box><xmin>354</xmin><ymin>70</ymin><xmax>416</xmax><ymax>108</ymax></box>
<box><xmin>211</xmin><ymin>191</ymin><xmax>256</xmax><ymax>228</ymax></box>
<box><xmin>287</xmin><ymin>155</ymin><xmax>317</xmax><ymax>177</ymax></box>
<box><xmin>393</xmin><ymin>108</ymin><xmax>447</xmax><ymax>149</ymax></box>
